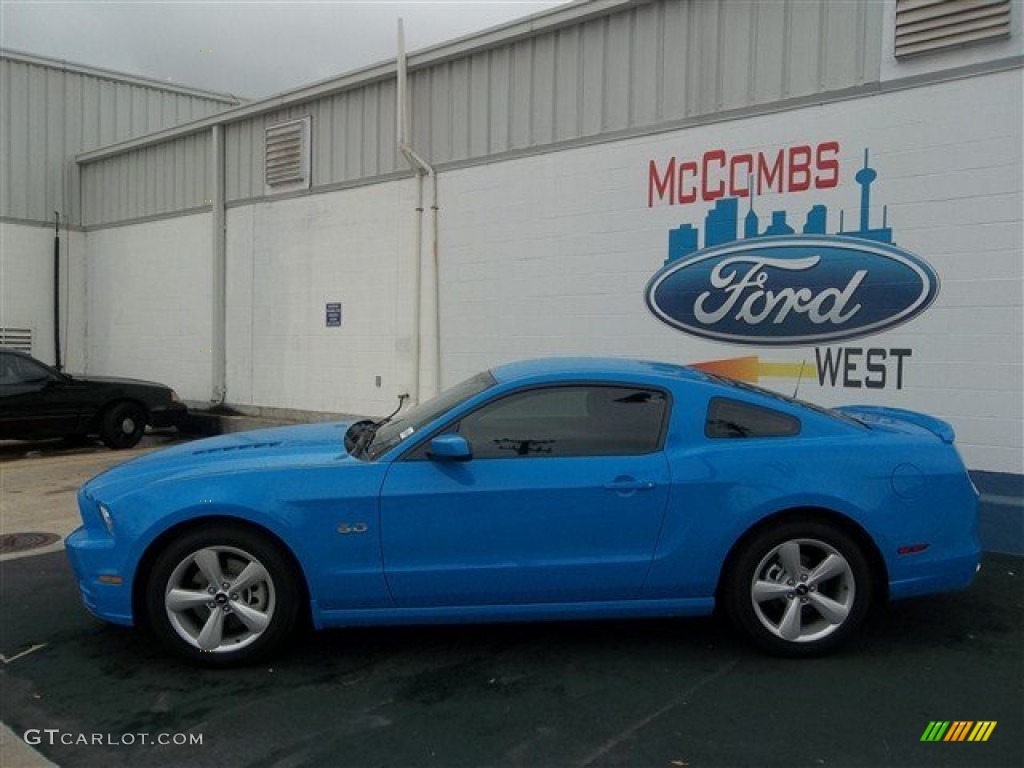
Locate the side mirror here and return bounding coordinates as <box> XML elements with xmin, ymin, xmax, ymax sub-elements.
<box><xmin>427</xmin><ymin>434</ymin><xmax>472</xmax><ymax>462</ymax></box>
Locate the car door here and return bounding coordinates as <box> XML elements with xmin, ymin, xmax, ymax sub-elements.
<box><xmin>379</xmin><ymin>384</ymin><xmax>672</xmax><ymax>607</ymax></box>
<box><xmin>0</xmin><ymin>352</ymin><xmax>85</xmax><ymax>439</ymax></box>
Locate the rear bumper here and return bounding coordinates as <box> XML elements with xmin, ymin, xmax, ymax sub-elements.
<box><xmin>64</xmin><ymin>526</ymin><xmax>134</xmax><ymax>626</ymax></box>
<box><xmin>889</xmin><ymin>547</ymin><xmax>981</xmax><ymax>601</ymax></box>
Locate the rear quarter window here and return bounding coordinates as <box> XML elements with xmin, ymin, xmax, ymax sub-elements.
<box><xmin>705</xmin><ymin>397</ymin><xmax>801</xmax><ymax>439</ymax></box>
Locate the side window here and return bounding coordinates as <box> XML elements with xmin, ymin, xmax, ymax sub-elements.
<box><xmin>456</xmin><ymin>385</ymin><xmax>668</xmax><ymax>459</ymax></box>
<box><xmin>705</xmin><ymin>397</ymin><xmax>800</xmax><ymax>439</ymax></box>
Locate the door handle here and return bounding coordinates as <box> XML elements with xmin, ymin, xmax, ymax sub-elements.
<box><xmin>603</xmin><ymin>478</ymin><xmax>655</xmax><ymax>492</ymax></box>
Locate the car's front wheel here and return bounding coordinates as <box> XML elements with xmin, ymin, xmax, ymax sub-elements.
<box><xmin>145</xmin><ymin>524</ymin><xmax>301</xmax><ymax>666</ymax></box>
<box><xmin>724</xmin><ymin>520</ymin><xmax>873</xmax><ymax>656</ymax></box>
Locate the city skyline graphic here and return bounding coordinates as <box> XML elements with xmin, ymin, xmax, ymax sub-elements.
<box><xmin>665</xmin><ymin>149</ymin><xmax>893</xmax><ymax>265</ymax></box>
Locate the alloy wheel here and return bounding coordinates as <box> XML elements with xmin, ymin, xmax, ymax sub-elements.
<box><xmin>749</xmin><ymin>537</ymin><xmax>855</xmax><ymax>643</ymax></box>
<box><xmin>163</xmin><ymin>545</ymin><xmax>277</xmax><ymax>653</ymax></box>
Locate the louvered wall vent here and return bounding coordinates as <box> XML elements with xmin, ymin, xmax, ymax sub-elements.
<box><xmin>896</xmin><ymin>0</ymin><xmax>1011</xmax><ymax>58</ymax></box>
<box><xmin>264</xmin><ymin>117</ymin><xmax>311</xmax><ymax>194</ymax></box>
<box><xmin>0</xmin><ymin>328</ymin><xmax>33</xmax><ymax>353</ymax></box>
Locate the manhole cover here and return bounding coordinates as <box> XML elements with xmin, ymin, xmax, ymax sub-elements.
<box><xmin>0</xmin><ymin>532</ymin><xmax>61</xmax><ymax>555</ymax></box>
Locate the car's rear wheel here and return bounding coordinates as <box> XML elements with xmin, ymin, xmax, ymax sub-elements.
<box><xmin>100</xmin><ymin>401</ymin><xmax>147</xmax><ymax>449</ymax></box>
<box><xmin>724</xmin><ymin>520</ymin><xmax>872</xmax><ymax>656</ymax></box>
<box><xmin>145</xmin><ymin>524</ymin><xmax>300</xmax><ymax>666</ymax></box>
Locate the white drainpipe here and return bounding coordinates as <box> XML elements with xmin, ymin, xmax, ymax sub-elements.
<box><xmin>397</xmin><ymin>19</ymin><xmax>441</xmax><ymax>400</ymax></box>
<box><xmin>210</xmin><ymin>123</ymin><xmax>227</xmax><ymax>405</ymax></box>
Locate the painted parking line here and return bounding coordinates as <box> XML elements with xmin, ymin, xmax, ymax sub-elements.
<box><xmin>575</xmin><ymin>659</ymin><xmax>740</xmax><ymax>767</ymax></box>
<box><xmin>0</xmin><ymin>643</ymin><xmax>47</xmax><ymax>664</ymax></box>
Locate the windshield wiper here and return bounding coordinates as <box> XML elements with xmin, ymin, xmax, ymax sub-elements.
<box><xmin>350</xmin><ymin>393</ymin><xmax>409</xmax><ymax>458</ymax></box>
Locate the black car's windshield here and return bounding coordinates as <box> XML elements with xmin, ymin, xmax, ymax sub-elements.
<box><xmin>362</xmin><ymin>370</ymin><xmax>497</xmax><ymax>460</ymax></box>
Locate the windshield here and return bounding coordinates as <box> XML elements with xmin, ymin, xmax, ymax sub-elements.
<box><xmin>364</xmin><ymin>370</ymin><xmax>497</xmax><ymax>460</ymax></box>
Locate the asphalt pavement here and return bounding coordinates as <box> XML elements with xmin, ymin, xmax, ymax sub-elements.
<box><xmin>1</xmin><ymin>550</ymin><xmax>1021</xmax><ymax>767</ymax></box>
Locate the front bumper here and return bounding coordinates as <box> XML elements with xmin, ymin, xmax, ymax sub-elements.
<box><xmin>64</xmin><ymin>526</ymin><xmax>134</xmax><ymax>626</ymax></box>
<box><xmin>150</xmin><ymin>402</ymin><xmax>187</xmax><ymax>430</ymax></box>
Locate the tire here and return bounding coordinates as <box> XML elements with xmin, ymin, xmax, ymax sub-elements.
<box><xmin>144</xmin><ymin>524</ymin><xmax>301</xmax><ymax>666</ymax></box>
<box><xmin>723</xmin><ymin>519</ymin><xmax>873</xmax><ymax>657</ymax></box>
<box><xmin>100</xmin><ymin>401</ymin><xmax>147</xmax><ymax>449</ymax></box>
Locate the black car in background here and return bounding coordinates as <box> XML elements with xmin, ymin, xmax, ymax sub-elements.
<box><xmin>0</xmin><ymin>348</ymin><xmax>186</xmax><ymax>449</ymax></box>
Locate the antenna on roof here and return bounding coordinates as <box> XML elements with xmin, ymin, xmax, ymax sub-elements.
<box><xmin>792</xmin><ymin>360</ymin><xmax>807</xmax><ymax>399</ymax></box>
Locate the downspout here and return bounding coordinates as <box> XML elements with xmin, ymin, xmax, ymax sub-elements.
<box><xmin>76</xmin><ymin>157</ymin><xmax>87</xmax><ymax>374</ymax></box>
<box><xmin>211</xmin><ymin>123</ymin><xmax>227</xmax><ymax>406</ymax></box>
<box><xmin>396</xmin><ymin>21</ymin><xmax>422</xmax><ymax>403</ymax></box>
<box><xmin>429</xmin><ymin>171</ymin><xmax>439</xmax><ymax>395</ymax></box>
<box><xmin>53</xmin><ymin>211</ymin><xmax>62</xmax><ymax>371</ymax></box>
<box><xmin>397</xmin><ymin>19</ymin><xmax>441</xmax><ymax>399</ymax></box>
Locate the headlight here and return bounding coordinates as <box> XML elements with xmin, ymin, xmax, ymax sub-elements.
<box><xmin>97</xmin><ymin>503</ymin><xmax>115</xmax><ymax>535</ymax></box>
<box><xmin>170</xmin><ymin>389</ymin><xmax>182</xmax><ymax>404</ymax></box>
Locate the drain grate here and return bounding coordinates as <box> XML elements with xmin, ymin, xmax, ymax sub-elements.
<box><xmin>0</xmin><ymin>532</ymin><xmax>61</xmax><ymax>555</ymax></box>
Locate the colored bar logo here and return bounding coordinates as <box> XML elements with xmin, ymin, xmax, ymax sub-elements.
<box><xmin>921</xmin><ymin>721</ymin><xmax>997</xmax><ymax>742</ymax></box>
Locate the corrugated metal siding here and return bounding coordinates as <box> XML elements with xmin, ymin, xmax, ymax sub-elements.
<box><xmin>77</xmin><ymin>0</ymin><xmax>886</xmax><ymax>222</ymax></box>
<box><xmin>396</xmin><ymin>0</ymin><xmax>881</xmax><ymax>164</ymax></box>
<box><xmin>81</xmin><ymin>133</ymin><xmax>210</xmax><ymax>226</ymax></box>
<box><xmin>224</xmin><ymin>79</ymin><xmax>399</xmax><ymax>203</ymax></box>
<box><xmin>217</xmin><ymin>0</ymin><xmax>882</xmax><ymax>205</ymax></box>
<box><xmin>0</xmin><ymin>55</ymin><xmax>236</xmax><ymax>224</ymax></box>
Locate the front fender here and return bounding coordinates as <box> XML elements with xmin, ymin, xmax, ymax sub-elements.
<box><xmin>101</xmin><ymin>463</ymin><xmax>393</xmax><ymax>624</ymax></box>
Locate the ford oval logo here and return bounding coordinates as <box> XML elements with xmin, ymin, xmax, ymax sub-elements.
<box><xmin>645</xmin><ymin>236</ymin><xmax>939</xmax><ymax>346</ymax></box>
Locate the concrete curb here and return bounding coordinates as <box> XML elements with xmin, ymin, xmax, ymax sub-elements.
<box><xmin>1</xmin><ymin>722</ymin><xmax>56</xmax><ymax>768</ymax></box>
<box><xmin>179</xmin><ymin>407</ymin><xmax>359</xmax><ymax>437</ymax></box>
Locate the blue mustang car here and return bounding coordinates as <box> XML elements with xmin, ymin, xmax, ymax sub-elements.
<box><xmin>66</xmin><ymin>358</ymin><xmax>980</xmax><ymax>665</ymax></box>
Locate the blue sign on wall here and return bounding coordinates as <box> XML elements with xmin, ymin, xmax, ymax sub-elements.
<box><xmin>326</xmin><ymin>302</ymin><xmax>342</xmax><ymax>328</ymax></box>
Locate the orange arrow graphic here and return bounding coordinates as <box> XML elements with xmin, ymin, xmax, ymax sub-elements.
<box><xmin>691</xmin><ymin>356</ymin><xmax>815</xmax><ymax>383</ymax></box>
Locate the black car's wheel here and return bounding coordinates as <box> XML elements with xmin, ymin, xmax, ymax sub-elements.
<box><xmin>145</xmin><ymin>524</ymin><xmax>301</xmax><ymax>666</ymax></box>
<box><xmin>100</xmin><ymin>401</ymin><xmax>147</xmax><ymax>449</ymax></box>
<box><xmin>724</xmin><ymin>519</ymin><xmax>873</xmax><ymax>656</ymax></box>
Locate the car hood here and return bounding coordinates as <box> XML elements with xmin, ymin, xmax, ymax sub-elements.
<box><xmin>83</xmin><ymin>420</ymin><xmax>362</xmax><ymax>501</ymax></box>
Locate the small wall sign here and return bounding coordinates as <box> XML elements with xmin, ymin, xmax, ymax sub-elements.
<box><xmin>326</xmin><ymin>302</ymin><xmax>342</xmax><ymax>327</ymax></box>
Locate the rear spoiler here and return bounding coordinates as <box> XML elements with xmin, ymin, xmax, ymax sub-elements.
<box><xmin>835</xmin><ymin>405</ymin><xmax>956</xmax><ymax>444</ymax></box>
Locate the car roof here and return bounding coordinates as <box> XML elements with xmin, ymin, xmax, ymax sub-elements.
<box><xmin>0</xmin><ymin>347</ymin><xmax>37</xmax><ymax>361</ymax></box>
<box><xmin>490</xmin><ymin>357</ymin><xmax>710</xmax><ymax>386</ymax></box>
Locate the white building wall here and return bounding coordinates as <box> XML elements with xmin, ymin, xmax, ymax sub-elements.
<box><xmin>84</xmin><ymin>214</ymin><xmax>212</xmax><ymax>401</ymax></box>
<box><xmin>62</xmin><ymin>60</ymin><xmax>1022</xmax><ymax>477</ymax></box>
<box><xmin>0</xmin><ymin>221</ymin><xmax>86</xmax><ymax>370</ymax></box>
<box><xmin>225</xmin><ymin>178</ymin><xmax>419</xmax><ymax>417</ymax></box>
<box><xmin>439</xmin><ymin>68</ymin><xmax>1023</xmax><ymax>475</ymax></box>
